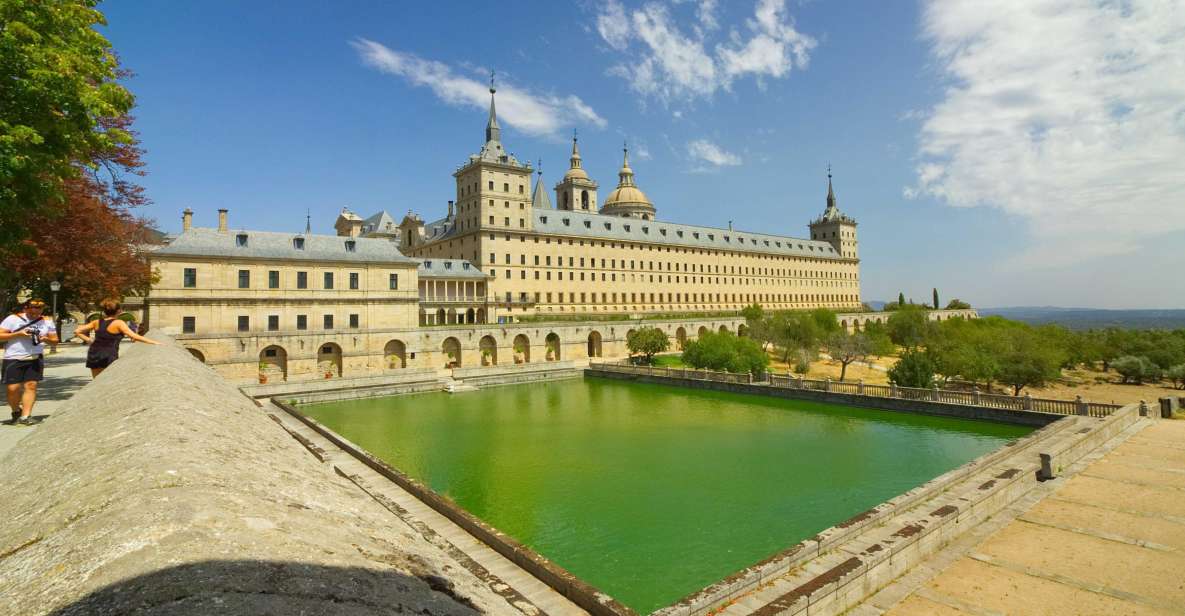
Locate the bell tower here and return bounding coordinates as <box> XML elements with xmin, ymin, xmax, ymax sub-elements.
<box><xmin>809</xmin><ymin>168</ymin><xmax>858</xmax><ymax>259</ymax></box>
<box><xmin>553</xmin><ymin>134</ymin><xmax>598</xmax><ymax>212</ymax></box>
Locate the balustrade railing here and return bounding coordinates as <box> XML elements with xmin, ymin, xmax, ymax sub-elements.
<box><xmin>592</xmin><ymin>361</ymin><xmax>1121</xmax><ymax>417</ymax></box>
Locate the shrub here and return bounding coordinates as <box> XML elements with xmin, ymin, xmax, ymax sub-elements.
<box><xmin>945</xmin><ymin>299</ymin><xmax>971</xmax><ymax>310</ymax></box>
<box><xmin>626</xmin><ymin>327</ymin><xmax>670</xmax><ymax>364</ymax></box>
<box><xmin>1111</xmin><ymin>355</ymin><xmax>1163</xmax><ymax>384</ymax></box>
<box><xmin>1168</xmin><ymin>364</ymin><xmax>1185</xmax><ymax>389</ymax></box>
<box><xmin>681</xmin><ymin>331</ymin><xmax>769</xmax><ymax>377</ymax></box>
<box><xmin>888</xmin><ymin>349</ymin><xmax>936</xmax><ymax>389</ymax></box>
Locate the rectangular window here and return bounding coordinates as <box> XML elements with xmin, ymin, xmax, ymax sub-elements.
<box><xmin>267</xmin><ymin>315</ymin><xmax>279</xmax><ymax>331</ymax></box>
<box><xmin>237</xmin><ymin>315</ymin><xmax>250</xmax><ymax>332</ymax></box>
<box><xmin>296</xmin><ymin>315</ymin><xmax>307</xmax><ymax>330</ymax></box>
<box><xmin>349</xmin><ymin>272</ymin><xmax>359</xmax><ymax>290</ymax></box>
<box><xmin>323</xmin><ymin>314</ymin><xmax>334</xmax><ymax>330</ymax></box>
<box><xmin>182</xmin><ymin>316</ymin><xmax>195</xmax><ymax>333</ymax></box>
<box><xmin>268</xmin><ymin>270</ymin><xmax>279</xmax><ymax>289</ymax></box>
<box><xmin>389</xmin><ymin>273</ymin><xmax>398</xmax><ymax>289</ymax></box>
<box><xmin>238</xmin><ymin>269</ymin><xmax>250</xmax><ymax>289</ymax></box>
<box><xmin>183</xmin><ymin>268</ymin><xmax>197</xmax><ymax>288</ymax></box>
<box><xmin>296</xmin><ymin>271</ymin><xmax>308</xmax><ymax>289</ymax></box>
<box><xmin>323</xmin><ymin>272</ymin><xmax>334</xmax><ymax>289</ymax></box>
<box><xmin>349</xmin><ymin>313</ymin><xmax>359</xmax><ymax>328</ymax></box>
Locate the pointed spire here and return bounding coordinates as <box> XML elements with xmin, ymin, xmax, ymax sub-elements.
<box><xmin>826</xmin><ymin>164</ymin><xmax>836</xmax><ymax>210</ymax></box>
<box><xmin>569</xmin><ymin>131</ymin><xmax>582</xmax><ymax>169</ymax></box>
<box><xmin>617</xmin><ymin>141</ymin><xmax>635</xmax><ymax>187</ymax></box>
<box><xmin>305</xmin><ymin>209</ymin><xmax>311</xmax><ymax>235</ymax></box>
<box><xmin>485</xmin><ymin>70</ymin><xmax>500</xmax><ymax>144</ymax></box>
<box><xmin>531</xmin><ymin>158</ymin><xmax>554</xmax><ymax>209</ymax></box>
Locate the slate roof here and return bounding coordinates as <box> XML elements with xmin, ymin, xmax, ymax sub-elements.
<box><xmin>153</xmin><ymin>228</ymin><xmax>417</xmax><ymax>264</ymax></box>
<box><xmin>417</xmin><ymin>258</ymin><xmax>488</xmax><ymax>279</ymax></box>
<box><xmin>531</xmin><ymin>210</ymin><xmax>843</xmax><ymax>258</ymax></box>
<box><xmin>531</xmin><ymin>174</ymin><xmax>553</xmax><ymax>209</ymax></box>
<box><xmin>361</xmin><ymin>210</ymin><xmax>399</xmax><ymax>236</ymax></box>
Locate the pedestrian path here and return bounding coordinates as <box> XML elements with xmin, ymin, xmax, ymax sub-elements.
<box><xmin>877</xmin><ymin>419</ymin><xmax>1185</xmax><ymax>616</ymax></box>
<box><xmin>0</xmin><ymin>344</ymin><xmax>91</xmax><ymax>458</ymax></box>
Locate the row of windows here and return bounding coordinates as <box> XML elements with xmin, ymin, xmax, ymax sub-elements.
<box><xmin>486</xmin><ymin>268</ymin><xmax>861</xmax><ymax>289</ymax></box>
<box><xmin>458</xmin><ymin>180</ymin><xmax>526</xmax><ymax>197</ymax></box>
<box><xmin>483</xmin><ymin>232</ymin><xmax>854</xmax><ymax>265</ymax></box>
<box><xmin>184</xmin><ymin>268</ymin><xmax>398</xmax><ymax>290</ymax></box>
<box><xmin>493</xmin><ymin>292</ymin><xmax>859</xmax><ymax>305</ymax></box>
<box><xmin>484</xmin><ymin>252</ymin><xmax>857</xmax><ymax>278</ymax></box>
<box><xmin>235</xmin><ymin>234</ymin><xmax>358</xmax><ymax>252</ymax></box>
<box><xmin>182</xmin><ymin>313</ymin><xmax>362</xmax><ymax>334</ymax></box>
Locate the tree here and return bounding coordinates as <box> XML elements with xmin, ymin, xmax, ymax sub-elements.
<box><xmin>933</xmin><ymin>288</ymin><xmax>940</xmax><ymax>310</ymax></box>
<box><xmin>682</xmin><ymin>331</ymin><xmax>769</xmax><ymax>376</ymax></box>
<box><xmin>1</xmin><ymin>0</ymin><xmax>136</xmax><ymax>246</ymax></box>
<box><xmin>1111</xmin><ymin>356</ymin><xmax>1163</xmax><ymax>385</ymax></box>
<box><xmin>1167</xmin><ymin>364</ymin><xmax>1185</xmax><ymax>389</ymax></box>
<box><xmin>995</xmin><ymin>326</ymin><xmax>1066</xmax><ymax>395</ymax></box>
<box><xmin>862</xmin><ymin>321</ymin><xmax>895</xmax><ymax>357</ymax></box>
<box><xmin>626</xmin><ymin>327</ymin><xmax>669</xmax><ymax>364</ymax></box>
<box><xmin>898</xmin><ymin>292</ymin><xmax>906</xmax><ymax>308</ymax></box>
<box><xmin>810</xmin><ymin>307</ymin><xmax>841</xmax><ymax>336</ymax></box>
<box><xmin>888</xmin><ymin>348</ymin><xmax>936</xmax><ymax>388</ymax></box>
<box><xmin>945</xmin><ymin>299</ymin><xmax>971</xmax><ymax>310</ymax></box>
<box><xmin>779</xmin><ymin>312</ymin><xmax>821</xmax><ymax>363</ymax></box>
<box><xmin>826</xmin><ymin>331</ymin><xmax>873</xmax><ymax>381</ymax></box>
<box><xmin>887</xmin><ymin>305</ymin><xmax>930</xmax><ymax>349</ymax></box>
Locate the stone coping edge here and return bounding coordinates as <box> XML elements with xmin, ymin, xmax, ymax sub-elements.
<box><xmin>272</xmin><ymin>399</ymin><xmax>637</xmax><ymax>616</ymax></box>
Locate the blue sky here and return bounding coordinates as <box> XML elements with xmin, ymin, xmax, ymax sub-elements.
<box><xmin>102</xmin><ymin>1</ymin><xmax>1185</xmax><ymax>308</ymax></box>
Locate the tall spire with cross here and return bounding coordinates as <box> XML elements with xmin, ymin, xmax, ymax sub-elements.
<box><xmin>305</xmin><ymin>209</ymin><xmax>311</xmax><ymax>235</ymax></box>
<box><xmin>485</xmin><ymin>70</ymin><xmax>500</xmax><ymax>144</ymax></box>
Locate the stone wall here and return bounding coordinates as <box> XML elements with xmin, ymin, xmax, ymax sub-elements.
<box><xmin>0</xmin><ymin>336</ymin><xmax>525</xmax><ymax>615</ymax></box>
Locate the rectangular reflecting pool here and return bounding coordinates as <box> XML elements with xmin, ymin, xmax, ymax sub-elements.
<box><xmin>302</xmin><ymin>378</ymin><xmax>1031</xmax><ymax>613</ymax></box>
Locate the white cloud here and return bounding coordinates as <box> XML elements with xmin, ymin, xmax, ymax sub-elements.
<box><xmin>595</xmin><ymin>0</ymin><xmax>815</xmax><ymax>104</ymax></box>
<box><xmin>687</xmin><ymin>138</ymin><xmax>741</xmax><ymax>168</ymax></box>
<box><xmin>352</xmin><ymin>39</ymin><xmax>606</xmax><ymax>139</ymax></box>
<box><xmin>908</xmin><ymin>1</ymin><xmax>1185</xmax><ymax>267</ymax></box>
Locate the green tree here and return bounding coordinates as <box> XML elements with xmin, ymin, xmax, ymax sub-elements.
<box><xmin>862</xmin><ymin>321</ymin><xmax>895</xmax><ymax>357</ymax></box>
<box><xmin>1</xmin><ymin>0</ymin><xmax>135</xmax><ymax>246</ymax></box>
<box><xmin>888</xmin><ymin>348</ymin><xmax>936</xmax><ymax>388</ymax></box>
<box><xmin>1167</xmin><ymin>364</ymin><xmax>1185</xmax><ymax>389</ymax></box>
<box><xmin>995</xmin><ymin>326</ymin><xmax>1066</xmax><ymax>395</ymax></box>
<box><xmin>944</xmin><ymin>298</ymin><xmax>971</xmax><ymax>310</ymax></box>
<box><xmin>826</xmin><ymin>331</ymin><xmax>873</xmax><ymax>381</ymax></box>
<box><xmin>898</xmin><ymin>292</ymin><xmax>906</xmax><ymax>308</ymax></box>
<box><xmin>626</xmin><ymin>327</ymin><xmax>669</xmax><ymax>364</ymax></box>
<box><xmin>1111</xmin><ymin>355</ymin><xmax>1163</xmax><ymax>385</ymax></box>
<box><xmin>810</xmin><ymin>307</ymin><xmax>841</xmax><ymax>336</ymax></box>
<box><xmin>933</xmin><ymin>288</ymin><xmax>939</xmax><ymax>310</ymax></box>
<box><xmin>887</xmin><ymin>305</ymin><xmax>930</xmax><ymax>349</ymax></box>
<box><xmin>681</xmin><ymin>331</ymin><xmax>769</xmax><ymax>376</ymax></box>
<box><xmin>779</xmin><ymin>312</ymin><xmax>821</xmax><ymax>363</ymax></box>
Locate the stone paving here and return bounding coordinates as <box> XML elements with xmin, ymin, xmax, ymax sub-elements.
<box><xmin>878</xmin><ymin>419</ymin><xmax>1185</xmax><ymax>616</ymax></box>
<box><xmin>0</xmin><ymin>343</ymin><xmax>91</xmax><ymax>458</ymax></box>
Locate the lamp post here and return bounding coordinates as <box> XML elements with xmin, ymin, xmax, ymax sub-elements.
<box><xmin>49</xmin><ymin>281</ymin><xmax>61</xmax><ymax>354</ymax></box>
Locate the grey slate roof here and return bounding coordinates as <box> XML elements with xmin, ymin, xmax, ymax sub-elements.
<box><xmin>361</xmin><ymin>210</ymin><xmax>399</xmax><ymax>236</ymax></box>
<box><xmin>531</xmin><ymin>210</ymin><xmax>843</xmax><ymax>258</ymax></box>
<box><xmin>531</xmin><ymin>174</ymin><xmax>553</xmax><ymax>209</ymax></box>
<box><xmin>417</xmin><ymin>258</ymin><xmax>488</xmax><ymax>279</ymax></box>
<box><xmin>153</xmin><ymin>228</ymin><xmax>417</xmax><ymax>264</ymax></box>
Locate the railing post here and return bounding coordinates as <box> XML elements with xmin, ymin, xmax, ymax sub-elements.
<box><xmin>824</xmin><ymin>378</ymin><xmax>831</xmax><ymax>392</ymax></box>
<box><xmin>747</xmin><ymin>372</ymin><xmax>753</xmax><ymax>384</ymax></box>
<box><xmin>1139</xmin><ymin>399</ymin><xmax>1150</xmax><ymax>417</ymax></box>
<box><xmin>973</xmin><ymin>387</ymin><xmax>981</xmax><ymax>405</ymax></box>
<box><xmin>890</xmin><ymin>383</ymin><xmax>898</xmax><ymax>398</ymax></box>
<box><xmin>1075</xmin><ymin>395</ymin><xmax>1088</xmax><ymax>416</ymax></box>
<box><xmin>857</xmin><ymin>380</ymin><xmax>864</xmax><ymax>395</ymax></box>
<box><xmin>932</xmin><ymin>385</ymin><xmax>940</xmax><ymax>402</ymax></box>
<box><xmin>1023</xmin><ymin>394</ymin><xmax>1033</xmax><ymax>411</ymax></box>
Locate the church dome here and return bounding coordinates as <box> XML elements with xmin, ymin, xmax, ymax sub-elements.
<box><xmin>600</xmin><ymin>145</ymin><xmax>656</xmax><ymax>218</ymax></box>
<box><xmin>564</xmin><ymin>166</ymin><xmax>590</xmax><ymax>181</ymax></box>
<box><xmin>603</xmin><ymin>185</ymin><xmax>651</xmax><ymax>207</ymax></box>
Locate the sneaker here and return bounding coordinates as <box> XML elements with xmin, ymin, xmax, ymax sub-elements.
<box><xmin>9</xmin><ymin>410</ymin><xmax>18</xmax><ymax>425</ymax></box>
<box><xmin>15</xmin><ymin>416</ymin><xmax>36</xmax><ymax>427</ymax></box>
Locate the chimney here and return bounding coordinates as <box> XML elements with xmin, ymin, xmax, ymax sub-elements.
<box><xmin>182</xmin><ymin>208</ymin><xmax>193</xmax><ymax>231</ymax></box>
<box><xmin>217</xmin><ymin>209</ymin><xmax>228</xmax><ymax>233</ymax></box>
<box><xmin>728</xmin><ymin>220</ymin><xmax>733</xmax><ymax>231</ymax></box>
<box><xmin>447</xmin><ymin>200</ymin><xmax>455</xmax><ymax>219</ymax></box>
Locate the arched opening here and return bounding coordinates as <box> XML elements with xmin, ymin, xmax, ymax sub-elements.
<box><xmin>545</xmin><ymin>332</ymin><xmax>561</xmax><ymax>361</ymax></box>
<box><xmin>476</xmin><ymin>308</ymin><xmax>486</xmax><ymax>324</ymax></box>
<box><xmin>738</xmin><ymin>324</ymin><xmax>749</xmax><ymax>337</ymax></box>
<box><xmin>435</xmin><ymin>308</ymin><xmax>446</xmax><ymax>325</ymax></box>
<box><xmin>186</xmin><ymin>348</ymin><xmax>206</xmax><ymax>363</ymax></box>
<box><xmin>479</xmin><ymin>335</ymin><xmax>497</xmax><ymax>366</ymax></box>
<box><xmin>841</xmin><ymin>319</ymin><xmax>849</xmax><ymax>331</ymax></box>
<box><xmin>675</xmin><ymin>327</ymin><xmax>687</xmax><ymax>350</ymax></box>
<box><xmin>466</xmin><ymin>308</ymin><xmax>476</xmax><ymax>324</ymax></box>
<box><xmin>442</xmin><ymin>337</ymin><xmax>462</xmax><ymax>368</ymax></box>
<box><xmin>697</xmin><ymin>326</ymin><xmax>709</xmax><ymax>338</ymax></box>
<box><xmin>718</xmin><ymin>325</ymin><xmax>729</xmax><ymax>334</ymax></box>
<box><xmin>260</xmin><ymin>345</ymin><xmax>287</xmax><ymax>382</ymax></box>
<box><xmin>587</xmin><ymin>331</ymin><xmax>602</xmax><ymax>358</ymax></box>
<box><xmin>581</xmin><ymin>190</ymin><xmax>589</xmax><ymax>210</ymax></box>
<box><xmin>513</xmin><ymin>334</ymin><xmax>530</xmax><ymax>364</ymax></box>
<box><xmin>419</xmin><ymin>309</ymin><xmax>427</xmax><ymax>326</ymax></box>
<box><xmin>447</xmin><ymin>308</ymin><xmax>457</xmax><ymax>325</ymax></box>
<box><xmin>317</xmin><ymin>343</ymin><xmax>342</xmax><ymax>378</ymax></box>
<box><xmin>562</xmin><ymin>192</ymin><xmax>570</xmax><ymax>210</ymax></box>
<box><xmin>384</xmin><ymin>339</ymin><xmax>406</xmax><ymax>370</ymax></box>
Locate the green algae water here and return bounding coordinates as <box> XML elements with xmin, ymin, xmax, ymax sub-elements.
<box><xmin>304</xmin><ymin>378</ymin><xmax>1030</xmax><ymax>613</ymax></box>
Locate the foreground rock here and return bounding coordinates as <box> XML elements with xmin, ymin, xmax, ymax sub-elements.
<box><xmin>0</xmin><ymin>336</ymin><xmax>516</xmax><ymax>615</ymax></box>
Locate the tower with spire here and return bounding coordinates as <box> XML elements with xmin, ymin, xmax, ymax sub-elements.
<box><xmin>600</xmin><ymin>142</ymin><xmax>655</xmax><ymax>220</ymax></box>
<box><xmin>809</xmin><ymin>167</ymin><xmax>858</xmax><ymax>259</ymax></box>
<box><xmin>553</xmin><ymin>132</ymin><xmax>598</xmax><ymax>211</ymax></box>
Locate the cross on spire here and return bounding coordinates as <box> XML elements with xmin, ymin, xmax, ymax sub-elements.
<box><xmin>489</xmin><ymin>70</ymin><xmax>496</xmax><ymax>93</ymax></box>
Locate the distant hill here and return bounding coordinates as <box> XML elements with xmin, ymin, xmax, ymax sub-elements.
<box><xmin>980</xmin><ymin>307</ymin><xmax>1185</xmax><ymax>330</ymax></box>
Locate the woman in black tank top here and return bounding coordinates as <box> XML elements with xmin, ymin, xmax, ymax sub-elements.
<box><xmin>75</xmin><ymin>300</ymin><xmax>159</xmax><ymax>377</ymax></box>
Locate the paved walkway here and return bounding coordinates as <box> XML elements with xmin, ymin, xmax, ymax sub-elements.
<box><xmin>0</xmin><ymin>343</ymin><xmax>91</xmax><ymax>458</ymax></box>
<box><xmin>877</xmin><ymin>419</ymin><xmax>1185</xmax><ymax>616</ymax></box>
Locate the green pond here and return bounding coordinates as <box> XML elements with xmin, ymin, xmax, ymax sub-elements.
<box><xmin>303</xmin><ymin>377</ymin><xmax>1031</xmax><ymax>613</ymax></box>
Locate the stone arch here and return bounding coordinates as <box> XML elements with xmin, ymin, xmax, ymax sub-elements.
<box><xmin>476</xmin><ymin>308</ymin><xmax>486</xmax><ymax>324</ymax></box>
<box><xmin>186</xmin><ymin>348</ymin><xmax>206</xmax><ymax>363</ymax></box>
<box><xmin>466</xmin><ymin>308</ymin><xmax>476</xmax><ymax>324</ymax></box>
<box><xmin>479</xmin><ymin>335</ymin><xmax>497</xmax><ymax>366</ymax></box>
<box><xmin>545</xmin><ymin>332</ymin><xmax>561</xmax><ymax>361</ymax></box>
<box><xmin>581</xmin><ymin>190</ymin><xmax>589</xmax><ymax>209</ymax></box>
<box><xmin>317</xmin><ymin>343</ymin><xmax>342</xmax><ymax>378</ymax></box>
<box><xmin>841</xmin><ymin>319</ymin><xmax>849</xmax><ymax>331</ymax></box>
<box><xmin>737</xmin><ymin>324</ymin><xmax>749</xmax><ymax>337</ymax></box>
<box><xmin>698</xmin><ymin>326</ymin><xmax>709</xmax><ymax>338</ymax></box>
<box><xmin>447</xmin><ymin>308</ymin><xmax>457</xmax><ymax>325</ymax></box>
<box><xmin>259</xmin><ymin>345</ymin><xmax>287</xmax><ymax>382</ymax></box>
<box><xmin>675</xmin><ymin>327</ymin><xmax>687</xmax><ymax>350</ymax></box>
<box><xmin>442</xmin><ymin>337</ymin><xmax>462</xmax><ymax>367</ymax></box>
<box><xmin>587</xmin><ymin>330</ymin><xmax>602</xmax><ymax>358</ymax></box>
<box><xmin>513</xmin><ymin>334</ymin><xmax>530</xmax><ymax>364</ymax></box>
<box><xmin>435</xmin><ymin>308</ymin><xmax>445</xmax><ymax>325</ymax></box>
<box><xmin>384</xmin><ymin>339</ymin><xmax>407</xmax><ymax>370</ymax></box>
<box><xmin>718</xmin><ymin>324</ymin><xmax>729</xmax><ymax>334</ymax></box>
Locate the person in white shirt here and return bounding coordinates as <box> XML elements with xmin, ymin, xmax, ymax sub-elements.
<box><xmin>1</xmin><ymin>299</ymin><xmax>59</xmax><ymax>426</ymax></box>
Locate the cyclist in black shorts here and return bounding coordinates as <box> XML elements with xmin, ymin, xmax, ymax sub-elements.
<box><xmin>75</xmin><ymin>299</ymin><xmax>159</xmax><ymax>377</ymax></box>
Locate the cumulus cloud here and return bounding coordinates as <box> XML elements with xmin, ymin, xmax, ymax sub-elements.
<box><xmin>352</xmin><ymin>39</ymin><xmax>606</xmax><ymax>138</ymax></box>
<box><xmin>907</xmin><ymin>1</ymin><xmax>1185</xmax><ymax>266</ymax></box>
<box><xmin>687</xmin><ymin>138</ymin><xmax>741</xmax><ymax>168</ymax></box>
<box><xmin>595</xmin><ymin>0</ymin><xmax>815</xmax><ymax>104</ymax></box>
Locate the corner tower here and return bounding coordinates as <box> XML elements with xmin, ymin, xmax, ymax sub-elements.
<box><xmin>809</xmin><ymin>169</ymin><xmax>858</xmax><ymax>259</ymax></box>
<box><xmin>600</xmin><ymin>144</ymin><xmax>656</xmax><ymax>220</ymax></box>
<box><xmin>553</xmin><ymin>135</ymin><xmax>598</xmax><ymax>211</ymax></box>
